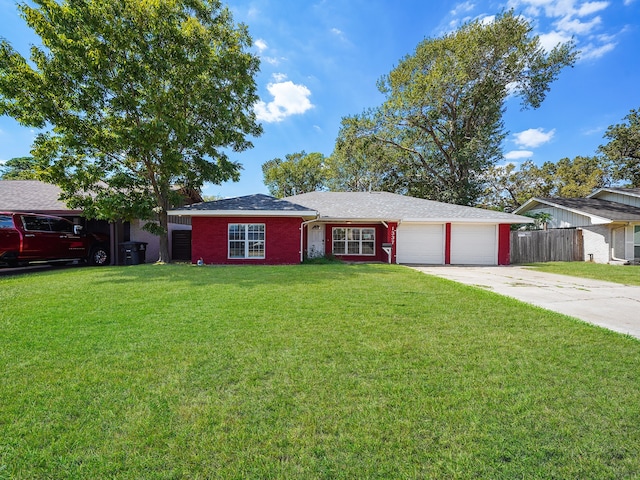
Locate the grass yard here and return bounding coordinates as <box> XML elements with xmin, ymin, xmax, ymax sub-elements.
<box><xmin>1</xmin><ymin>264</ymin><xmax>640</xmax><ymax>479</ymax></box>
<box><xmin>527</xmin><ymin>261</ymin><xmax>640</xmax><ymax>286</ymax></box>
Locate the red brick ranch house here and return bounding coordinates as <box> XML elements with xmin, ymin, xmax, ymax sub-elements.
<box><xmin>168</xmin><ymin>191</ymin><xmax>533</xmax><ymax>265</ymax></box>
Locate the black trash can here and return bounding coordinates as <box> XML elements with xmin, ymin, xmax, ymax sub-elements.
<box><xmin>119</xmin><ymin>241</ymin><xmax>148</xmax><ymax>265</ymax></box>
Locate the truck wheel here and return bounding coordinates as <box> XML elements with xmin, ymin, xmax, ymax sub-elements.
<box><xmin>88</xmin><ymin>246</ymin><xmax>109</xmax><ymax>266</ymax></box>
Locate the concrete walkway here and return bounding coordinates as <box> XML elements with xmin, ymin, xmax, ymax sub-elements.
<box><xmin>412</xmin><ymin>266</ymin><xmax>640</xmax><ymax>339</ymax></box>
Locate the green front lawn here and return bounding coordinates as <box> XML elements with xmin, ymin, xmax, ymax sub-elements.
<box><xmin>527</xmin><ymin>261</ymin><xmax>640</xmax><ymax>286</ymax></box>
<box><xmin>1</xmin><ymin>264</ymin><xmax>639</xmax><ymax>478</ymax></box>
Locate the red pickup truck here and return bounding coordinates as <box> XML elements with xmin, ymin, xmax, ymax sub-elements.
<box><xmin>0</xmin><ymin>212</ymin><xmax>110</xmax><ymax>267</ymax></box>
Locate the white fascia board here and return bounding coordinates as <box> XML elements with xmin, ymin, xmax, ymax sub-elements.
<box><xmin>318</xmin><ymin>217</ymin><xmax>401</xmax><ymax>223</ymax></box>
<box><xmin>588</xmin><ymin>188</ymin><xmax>640</xmax><ymax>200</ymax></box>
<box><xmin>168</xmin><ymin>209</ymin><xmax>317</xmax><ymax>218</ymax></box>
<box><xmin>513</xmin><ymin>197</ymin><xmax>542</xmax><ymax>215</ymax></box>
<box><xmin>402</xmin><ymin>217</ymin><xmax>534</xmax><ymax>224</ymax></box>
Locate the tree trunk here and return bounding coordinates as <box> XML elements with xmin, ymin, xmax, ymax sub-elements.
<box><xmin>157</xmin><ymin>208</ymin><xmax>170</xmax><ymax>263</ymax></box>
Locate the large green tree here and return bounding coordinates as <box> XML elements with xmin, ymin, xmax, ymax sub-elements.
<box><xmin>479</xmin><ymin>160</ymin><xmax>551</xmax><ymax>211</ymax></box>
<box><xmin>327</xmin><ymin>115</ymin><xmax>402</xmax><ymax>192</ymax></box>
<box><xmin>600</xmin><ymin>108</ymin><xmax>640</xmax><ymax>186</ymax></box>
<box><xmin>262</xmin><ymin>151</ymin><xmax>327</xmax><ymax>198</ymax></box>
<box><xmin>0</xmin><ymin>156</ymin><xmax>41</xmax><ymax>180</ymax></box>
<box><xmin>0</xmin><ymin>0</ymin><xmax>261</xmax><ymax>262</ymax></box>
<box><xmin>350</xmin><ymin>10</ymin><xmax>576</xmax><ymax>205</ymax></box>
<box><xmin>479</xmin><ymin>156</ymin><xmax>612</xmax><ymax>211</ymax></box>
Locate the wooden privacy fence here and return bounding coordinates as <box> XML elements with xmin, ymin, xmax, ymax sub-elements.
<box><xmin>510</xmin><ymin>229</ymin><xmax>584</xmax><ymax>264</ymax></box>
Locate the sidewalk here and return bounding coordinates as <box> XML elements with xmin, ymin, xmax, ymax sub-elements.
<box><xmin>412</xmin><ymin>265</ymin><xmax>640</xmax><ymax>339</ymax></box>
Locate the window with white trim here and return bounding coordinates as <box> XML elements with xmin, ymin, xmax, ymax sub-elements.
<box><xmin>332</xmin><ymin>227</ymin><xmax>375</xmax><ymax>255</ymax></box>
<box><xmin>635</xmin><ymin>226</ymin><xmax>640</xmax><ymax>259</ymax></box>
<box><xmin>228</xmin><ymin>224</ymin><xmax>265</xmax><ymax>259</ymax></box>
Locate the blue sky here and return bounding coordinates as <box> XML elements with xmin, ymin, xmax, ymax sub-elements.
<box><xmin>1</xmin><ymin>0</ymin><xmax>639</xmax><ymax>198</ymax></box>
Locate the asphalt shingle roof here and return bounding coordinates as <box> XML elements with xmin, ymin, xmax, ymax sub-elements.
<box><xmin>535</xmin><ymin>197</ymin><xmax>640</xmax><ymax>221</ymax></box>
<box><xmin>284</xmin><ymin>191</ymin><xmax>530</xmax><ymax>223</ymax></box>
<box><xmin>0</xmin><ymin>180</ymin><xmax>78</xmax><ymax>213</ymax></box>
<box><xmin>182</xmin><ymin>194</ymin><xmax>315</xmax><ymax>212</ymax></box>
<box><xmin>590</xmin><ymin>187</ymin><xmax>640</xmax><ymax>198</ymax></box>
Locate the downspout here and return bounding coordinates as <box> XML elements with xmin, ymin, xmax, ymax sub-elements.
<box><xmin>300</xmin><ymin>217</ymin><xmax>319</xmax><ymax>263</ymax></box>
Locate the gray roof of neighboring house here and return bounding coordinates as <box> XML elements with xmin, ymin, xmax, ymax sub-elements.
<box><xmin>177</xmin><ymin>194</ymin><xmax>316</xmax><ymax>214</ymax></box>
<box><xmin>284</xmin><ymin>191</ymin><xmax>532</xmax><ymax>223</ymax></box>
<box><xmin>0</xmin><ymin>180</ymin><xmax>79</xmax><ymax>214</ymax></box>
<box><xmin>519</xmin><ymin>196</ymin><xmax>640</xmax><ymax>222</ymax></box>
<box><xmin>589</xmin><ymin>187</ymin><xmax>640</xmax><ymax>199</ymax></box>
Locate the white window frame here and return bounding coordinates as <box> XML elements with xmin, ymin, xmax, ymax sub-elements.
<box><xmin>634</xmin><ymin>225</ymin><xmax>640</xmax><ymax>260</ymax></box>
<box><xmin>332</xmin><ymin>227</ymin><xmax>375</xmax><ymax>256</ymax></box>
<box><xmin>228</xmin><ymin>223</ymin><xmax>265</xmax><ymax>259</ymax></box>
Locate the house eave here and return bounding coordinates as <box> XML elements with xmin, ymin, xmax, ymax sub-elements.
<box><xmin>514</xmin><ymin>198</ymin><xmax>612</xmax><ymax>225</ymax></box>
<box><xmin>312</xmin><ymin>216</ymin><xmax>532</xmax><ymax>224</ymax></box>
<box><xmin>168</xmin><ymin>209</ymin><xmax>318</xmax><ymax>218</ymax></box>
<box><xmin>401</xmin><ymin>217</ymin><xmax>533</xmax><ymax>224</ymax></box>
<box><xmin>588</xmin><ymin>188</ymin><xmax>640</xmax><ymax>200</ymax></box>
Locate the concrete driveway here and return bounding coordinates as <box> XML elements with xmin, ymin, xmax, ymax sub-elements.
<box><xmin>412</xmin><ymin>265</ymin><xmax>640</xmax><ymax>340</ymax></box>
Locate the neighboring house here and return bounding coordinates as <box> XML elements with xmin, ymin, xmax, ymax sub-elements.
<box><xmin>514</xmin><ymin>187</ymin><xmax>640</xmax><ymax>264</ymax></box>
<box><xmin>169</xmin><ymin>191</ymin><xmax>532</xmax><ymax>266</ymax></box>
<box><xmin>0</xmin><ymin>180</ymin><xmax>195</xmax><ymax>263</ymax></box>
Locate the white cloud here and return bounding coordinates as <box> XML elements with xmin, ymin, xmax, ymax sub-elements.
<box><xmin>263</xmin><ymin>56</ymin><xmax>282</xmax><ymax>66</ymax></box>
<box><xmin>254</xmin><ymin>78</ymin><xmax>314</xmax><ymax>123</ymax></box>
<box><xmin>504</xmin><ymin>150</ymin><xmax>534</xmax><ymax>160</ymax></box>
<box><xmin>508</xmin><ymin>0</ymin><xmax>609</xmax><ymax>18</ymax></box>
<box><xmin>254</xmin><ymin>39</ymin><xmax>268</xmax><ymax>53</ymax></box>
<box><xmin>504</xmin><ymin>1</ymin><xmax>618</xmax><ymax>59</ymax></box>
<box><xmin>450</xmin><ymin>1</ymin><xmax>475</xmax><ymax>16</ymax></box>
<box><xmin>556</xmin><ymin>15</ymin><xmax>601</xmax><ymax>34</ymax></box>
<box><xmin>479</xmin><ymin>14</ymin><xmax>496</xmax><ymax>25</ymax></box>
<box><xmin>624</xmin><ymin>0</ymin><xmax>636</xmax><ymax>5</ymax></box>
<box><xmin>582</xmin><ymin>125</ymin><xmax>604</xmax><ymax>135</ymax></box>
<box><xmin>272</xmin><ymin>72</ymin><xmax>288</xmax><ymax>82</ymax></box>
<box><xmin>538</xmin><ymin>30</ymin><xmax>573</xmax><ymax>51</ymax></box>
<box><xmin>577</xmin><ymin>1</ymin><xmax>609</xmax><ymax>16</ymax></box>
<box><xmin>514</xmin><ymin>128</ymin><xmax>555</xmax><ymax>148</ymax></box>
<box><xmin>580</xmin><ymin>41</ymin><xmax>617</xmax><ymax>60</ymax></box>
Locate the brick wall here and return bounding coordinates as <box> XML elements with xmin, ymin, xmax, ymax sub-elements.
<box><xmin>323</xmin><ymin>223</ymin><xmax>387</xmax><ymax>262</ymax></box>
<box><xmin>582</xmin><ymin>225</ymin><xmax>611</xmax><ymax>263</ymax></box>
<box><xmin>192</xmin><ymin>216</ymin><xmax>303</xmax><ymax>265</ymax></box>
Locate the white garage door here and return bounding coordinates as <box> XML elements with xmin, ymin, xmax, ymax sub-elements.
<box><xmin>450</xmin><ymin>224</ymin><xmax>497</xmax><ymax>265</ymax></box>
<box><xmin>396</xmin><ymin>224</ymin><xmax>444</xmax><ymax>264</ymax></box>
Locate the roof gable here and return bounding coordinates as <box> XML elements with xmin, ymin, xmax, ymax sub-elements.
<box><xmin>589</xmin><ymin>187</ymin><xmax>640</xmax><ymax>200</ymax></box>
<box><xmin>515</xmin><ymin>196</ymin><xmax>640</xmax><ymax>223</ymax></box>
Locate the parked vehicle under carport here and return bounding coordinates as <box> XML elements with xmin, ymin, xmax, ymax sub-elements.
<box><xmin>0</xmin><ymin>212</ymin><xmax>110</xmax><ymax>267</ymax></box>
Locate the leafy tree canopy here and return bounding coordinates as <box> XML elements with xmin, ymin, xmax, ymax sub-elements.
<box><xmin>600</xmin><ymin>108</ymin><xmax>640</xmax><ymax>186</ymax></box>
<box><xmin>262</xmin><ymin>151</ymin><xmax>327</xmax><ymax>198</ymax></box>
<box><xmin>344</xmin><ymin>10</ymin><xmax>576</xmax><ymax>206</ymax></box>
<box><xmin>0</xmin><ymin>156</ymin><xmax>42</xmax><ymax>180</ymax></box>
<box><xmin>326</xmin><ymin>115</ymin><xmax>403</xmax><ymax>192</ymax></box>
<box><xmin>478</xmin><ymin>156</ymin><xmax>612</xmax><ymax>211</ymax></box>
<box><xmin>0</xmin><ymin>0</ymin><xmax>262</xmax><ymax>261</ymax></box>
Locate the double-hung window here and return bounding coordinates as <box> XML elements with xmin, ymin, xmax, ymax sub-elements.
<box><xmin>332</xmin><ymin>227</ymin><xmax>375</xmax><ymax>256</ymax></box>
<box><xmin>228</xmin><ymin>224</ymin><xmax>265</xmax><ymax>259</ymax></box>
<box><xmin>635</xmin><ymin>226</ymin><xmax>640</xmax><ymax>260</ymax></box>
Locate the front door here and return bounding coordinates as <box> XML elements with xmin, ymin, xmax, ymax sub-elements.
<box><xmin>307</xmin><ymin>224</ymin><xmax>325</xmax><ymax>258</ymax></box>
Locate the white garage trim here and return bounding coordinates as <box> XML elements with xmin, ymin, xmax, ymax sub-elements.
<box><xmin>396</xmin><ymin>223</ymin><xmax>444</xmax><ymax>264</ymax></box>
<box><xmin>450</xmin><ymin>224</ymin><xmax>497</xmax><ymax>265</ymax></box>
